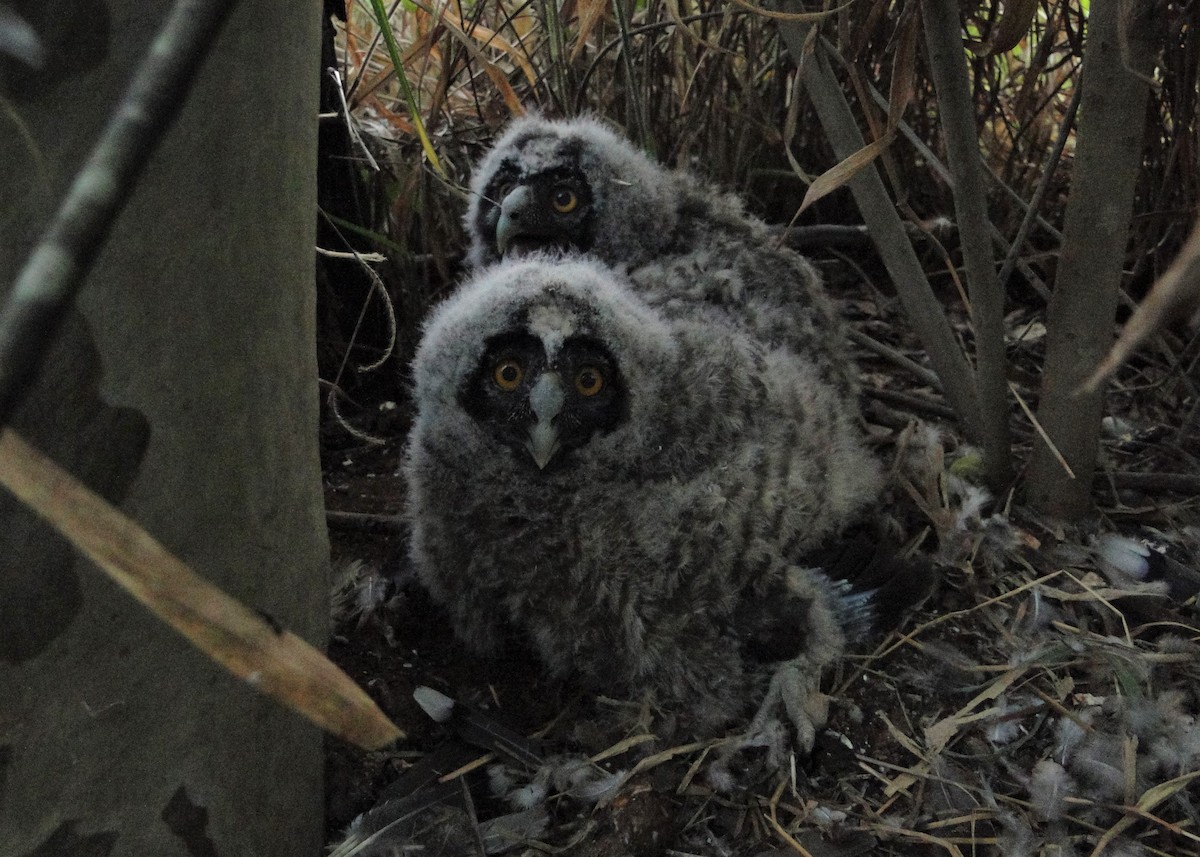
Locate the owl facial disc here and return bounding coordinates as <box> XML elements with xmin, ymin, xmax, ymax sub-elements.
<box><xmin>525</xmin><ymin>372</ymin><xmax>565</xmax><ymax>469</ymax></box>
<box><xmin>458</xmin><ymin>324</ymin><xmax>630</xmax><ymax>474</ymax></box>
<box><xmin>483</xmin><ymin>169</ymin><xmax>594</xmax><ymax>258</ymax></box>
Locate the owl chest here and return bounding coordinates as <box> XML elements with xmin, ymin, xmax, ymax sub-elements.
<box><xmin>443</xmin><ymin>470</ymin><xmax>768</xmax><ymax>612</ymax></box>
<box><xmin>447</xmin><ymin>483</ymin><xmax>610</xmax><ymax>590</ymax></box>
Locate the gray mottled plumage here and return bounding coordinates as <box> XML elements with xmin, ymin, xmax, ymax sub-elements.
<box><xmin>404</xmin><ymin>257</ymin><xmax>884</xmax><ymax>743</ymax></box>
<box><xmin>464</xmin><ymin>115</ymin><xmax>856</xmax><ymax>398</ymax></box>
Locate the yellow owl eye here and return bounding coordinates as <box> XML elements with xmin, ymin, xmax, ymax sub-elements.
<box><xmin>551</xmin><ymin>187</ymin><xmax>578</xmax><ymax>214</ymax></box>
<box><xmin>493</xmin><ymin>359</ymin><xmax>524</xmax><ymax>391</ymax></box>
<box><xmin>574</xmin><ymin>366</ymin><xmax>604</xmax><ymax>397</ymax></box>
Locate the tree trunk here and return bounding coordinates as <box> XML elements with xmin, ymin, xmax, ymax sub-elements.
<box><xmin>0</xmin><ymin>2</ymin><xmax>330</xmax><ymax>855</ymax></box>
<box><xmin>1026</xmin><ymin>0</ymin><xmax>1156</xmax><ymax>519</ymax></box>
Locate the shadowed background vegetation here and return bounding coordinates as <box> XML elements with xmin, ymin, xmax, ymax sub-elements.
<box><xmin>315</xmin><ymin>0</ymin><xmax>1198</xmax><ymax>517</ymax></box>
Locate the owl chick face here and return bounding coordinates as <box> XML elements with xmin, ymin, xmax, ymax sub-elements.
<box><xmin>410</xmin><ymin>256</ymin><xmax>678</xmax><ymax>479</ymax></box>
<box><xmin>477</xmin><ymin>162</ymin><xmax>596</xmax><ymax>259</ymax></box>
<box><xmin>461</xmin><ymin>329</ymin><xmax>628</xmax><ymax>470</ymax></box>
<box><xmin>466</xmin><ymin>116</ymin><xmax>679</xmax><ymax>269</ymax></box>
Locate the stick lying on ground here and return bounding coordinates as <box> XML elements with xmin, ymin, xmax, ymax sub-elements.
<box><xmin>0</xmin><ymin>427</ymin><xmax>404</xmax><ymax>750</ymax></box>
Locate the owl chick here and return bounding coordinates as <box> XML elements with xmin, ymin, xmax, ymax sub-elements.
<box><xmin>404</xmin><ymin>256</ymin><xmax>886</xmax><ymax>748</ymax></box>
<box><xmin>464</xmin><ymin>115</ymin><xmax>855</xmax><ymax>397</ymax></box>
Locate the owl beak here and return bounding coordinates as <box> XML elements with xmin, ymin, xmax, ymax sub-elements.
<box><xmin>525</xmin><ymin>372</ymin><xmax>564</xmax><ymax>470</ymax></box>
<box><xmin>495</xmin><ymin>185</ymin><xmax>533</xmax><ymax>256</ymax></box>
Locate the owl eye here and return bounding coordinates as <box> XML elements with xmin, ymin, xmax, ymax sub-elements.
<box><xmin>574</xmin><ymin>366</ymin><xmax>604</xmax><ymax>397</ymax></box>
<box><xmin>551</xmin><ymin>187</ymin><xmax>579</xmax><ymax>214</ymax></box>
<box><xmin>493</xmin><ymin>358</ymin><xmax>524</xmax><ymax>391</ymax></box>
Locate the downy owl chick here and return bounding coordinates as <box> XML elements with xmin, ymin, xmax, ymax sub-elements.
<box><xmin>464</xmin><ymin>114</ymin><xmax>857</xmax><ymax>399</ymax></box>
<box><xmin>405</xmin><ymin>256</ymin><xmax>887</xmax><ymax>747</ymax></box>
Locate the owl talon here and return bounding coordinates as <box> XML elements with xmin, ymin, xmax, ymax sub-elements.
<box><xmin>752</xmin><ymin>662</ymin><xmax>830</xmax><ymax>754</ymax></box>
<box><xmin>706</xmin><ymin>660</ymin><xmax>832</xmax><ymax>787</ymax></box>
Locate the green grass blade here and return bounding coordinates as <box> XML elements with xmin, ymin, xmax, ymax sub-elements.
<box><xmin>367</xmin><ymin>0</ymin><xmax>446</xmax><ymax>178</ymax></box>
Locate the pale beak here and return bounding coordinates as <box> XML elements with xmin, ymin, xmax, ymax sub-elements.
<box><xmin>525</xmin><ymin>372</ymin><xmax>564</xmax><ymax>470</ymax></box>
<box><xmin>495</xmin><ymin>185</ymin><xmax>533</xmax><ymax>256</ymax></box>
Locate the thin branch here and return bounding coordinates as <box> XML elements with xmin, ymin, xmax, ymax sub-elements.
<box><xmin>0</xmin><ymin>0</ymin><xmax>240</xmax><ymax>423</ymax></box>
<box><xmin>997</xmin><ymin>79</ymin><xmax>1082</xmax><ymax>290</ymax></box>
<box><xmin>847</xmin><ymin>328</ymin><xmax>944</xmax><ymax>390</ymax></box>
<box><xmin>921</xmin><ymin>0</ymin><xmax>1013</xmax><ymax>487</ymax></box>
<box><xmin>1106</xmin><ymin>471</ymin><xmax>1200</xmax><ymax>494</ymax></box>
<box><xmin>326</xmin><ymin>510</ymin><xmax>406</xmax><ymax>531</ymax></box>
<box><xmin>864</xmin><ymin>386</ymin><xmax>958</xmax><ymax>421</ymax></box>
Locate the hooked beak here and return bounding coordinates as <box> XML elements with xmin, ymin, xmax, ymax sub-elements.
<box><xmin>525</xmin><ymin>372</ymin><xmax>564</xmax><ymax>470</ymax></box>
<box><xmin>495</xmin><ymin>185</ymin><xmax>533</xmax><ymax>256</ymax></box>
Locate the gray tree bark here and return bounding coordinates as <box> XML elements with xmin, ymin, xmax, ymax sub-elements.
<box><xmin>0</xmin><ymin>2</ymin><xmax>330</xmax><ymax>855</ymax></box>
<box><xmin>1026</xmin><ymin>0</ymin><xmax>1156</xmax><ymax>519</ymax></box>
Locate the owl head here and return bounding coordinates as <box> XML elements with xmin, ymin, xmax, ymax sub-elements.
<box><xmin>464</xmin><ymin>116</ymin><xmax>681</xmax><ymax>270</ymax></box>
<box><xmin>410</xmin><ymin>256</ymin><xmax>683</xmax><ymax>477</ymax></box>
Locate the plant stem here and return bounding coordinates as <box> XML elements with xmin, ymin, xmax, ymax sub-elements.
<box><xmin>1026</xmin><ymin>0</ymin><xmax>1157</xmax><ymax>519</ymax></box>
<box><xmin>0</xmin><ymin>0</ymin><xmax>240</xmax><ymax>424</ymax></box>
<box><xmin>780</xmin><ymin>26</ymin><xmax>984</xmax><ymax>443</ymax></box>
<box><xmin>921</xmin><ymin>0</ymin><xmax>1013</xmax><ymax>488</ymax></box>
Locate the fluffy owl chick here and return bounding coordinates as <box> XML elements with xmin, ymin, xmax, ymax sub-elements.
<box><xmin>405</xmin><ymin>256</ymin><xmax>884</xmax><ymax>745</ymax></box>
<box><xmin>465</xmin><ymin>115</ymin><xmax>855</xmax><ymax>395</ymax></box>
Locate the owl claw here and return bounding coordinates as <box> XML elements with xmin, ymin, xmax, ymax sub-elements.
<box><xmin>752</xmin><ymin>662</ymin><xmax>829</xmax><ymax>757</ymax></box>
<box><xmin>709</xmin><ymin>661</ymin><xmax>830</xmax><ymax>783</ymax></box>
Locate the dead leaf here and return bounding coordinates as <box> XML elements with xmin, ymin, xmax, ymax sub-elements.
<box><xmin>887</xmin><ymin>0</ymin><xmax>920</xmax><ymax>128</ymax></box>
<box><xmin>795</xmin><ymin>132</ymin><xmax>896</xmax><ymax>217</ymax></box>
<box><xmin>568</xmin><ymin>0</ymin><xmax>609</xmax><ymax>62</ymax></box>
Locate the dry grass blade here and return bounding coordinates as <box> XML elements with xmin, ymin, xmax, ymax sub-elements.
<box><xmin>728</xmin><ymin>0</ymin><xmax>851</xmax><ymax>21</ymax></box>
<box><xmin>881</xmin><ymin>666</ymin><xmax>1027</xmax><ymax>798</ymax></box>
<box><xmin>864</xmin><ymin>821</ymin><xmax>968</xmax><ymax>857</ymax></box>
<box><xmin>1090</xmin><ymin>770</ymin><xmax>1200</xmax><ymax>856</ymax></box>
<box><xmin>795</xmin><ymin>132</ymin><xmax>896</xmax><ymax>217</ymax></box>
<box><xmin>764</xmin><ymin>791</ymin><xmax>816</xmax><ymax>856</ymax></box>
<box><xmin>1010</xmin><ymin>381</ymin><xmax>1076</xmax><ymax>479</ymax></box>
<box><xmin>568</xmin><ymin>0</ymin><xmax>609</xmax><ymax>62</ymax></box>
<box><xmin>887</xmin><ymin>0</ymin><xmax>919</xmax><ymax>126</ymax></box>
<box><xmin>1083</xmin><ymin>219</ymin><xmax>1200</xmax><ymax>392</ymax></box>
<box><xmin>0</xmin><ymin>428</ymin><xmax>404</xmax><ymax>750</ymax></box>
<box><xmin>628</xmin><ymin>739</ymin><xmax>713</xmax><ymax>777</ymax></box>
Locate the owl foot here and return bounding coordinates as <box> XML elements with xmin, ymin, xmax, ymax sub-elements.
<box><xmin>707</xmin><ymin>661</ymin><xmax>830</xmax><ymax>789</ymax></box>
<box><xmin>750</xmin><ymin>661</ymin><xmax>831</xmax><ymax>757</ymax></box>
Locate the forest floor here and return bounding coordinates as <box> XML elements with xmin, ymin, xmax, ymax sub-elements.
<box><xmin>319</xmin><ymin>254</ymin><xmax>1200</xmax><ymax>857</ymax></box>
